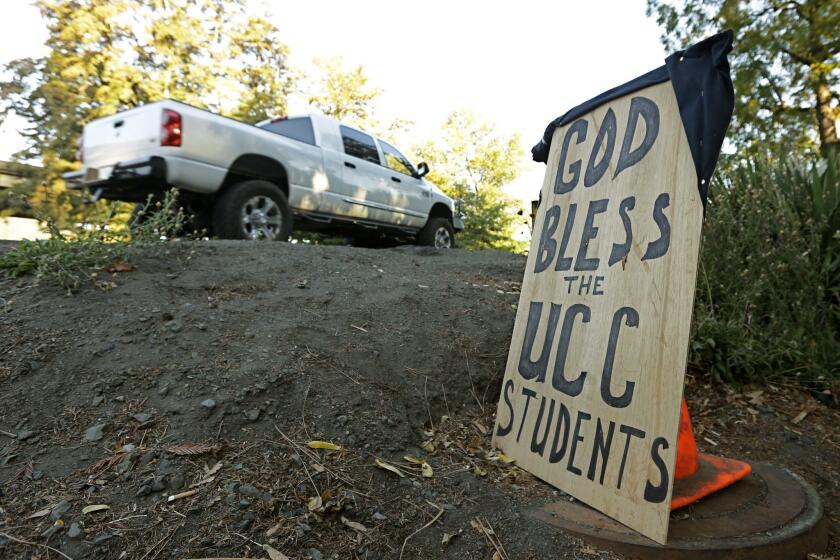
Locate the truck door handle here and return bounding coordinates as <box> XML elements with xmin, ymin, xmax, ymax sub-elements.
<box><xmin>391</xmin><ymin>176</ymin><xmax>401</xmax><ymax>183</ymax></box>
<box><xmin>113</xmin><ymin>120</ymin><xmax>124</xmax><ymax>128</ymax></box>
<box><xmin>344</xmin><ymin>161</ymin><xmax>356</xmax><ymax>169</ymax></box>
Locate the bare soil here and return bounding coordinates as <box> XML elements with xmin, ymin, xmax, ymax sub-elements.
<box><xmin>0</xmin><ymin>240</ymin><xmax>837</xmax><ymax>559</ymax></box>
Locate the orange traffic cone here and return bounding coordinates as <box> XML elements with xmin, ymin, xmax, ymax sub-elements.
<box><xmin>671</xmin><ymin>400</ymin><xmax>752</xmax><ymax>510</ymax></box>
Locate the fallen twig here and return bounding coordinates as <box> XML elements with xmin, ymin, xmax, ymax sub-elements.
<box><xmin>424</xmin><ymin>376</ymin><xmax>434</xmax><ymax>431</ymax></box>
<box><xmin>274</xmin><ymin>428</ymin><xmax>320</xmax><ymax>497</ymax></box>
<box><xmin>0</xmin><ymin>532</ymin><xmax>74</xmax><ymax>560</ymax></box>
<box><xmin>138</xmin><ymin>525</ymin><xmax>179</xmax><ymax>560</ymax></box>
<box><xmin>273</xmin><ymin>427</ymin><xmax>358</xmax><ymax>489</ymax></box>
<box><xmin>473</xmin><ymin>517</ymin><xmax>508</xmax><ymax>560</ymax></box>
<box><xmin>464</xmin><ymin>350</ymin><xmax>485</xmax><ymax>414</ymax></box>
<box><xmin>399</xmin><ymin>501</ymin><xmax>444</xmax><ymax>559</ymax></box>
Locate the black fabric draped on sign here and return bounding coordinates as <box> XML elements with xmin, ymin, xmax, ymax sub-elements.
<box><xmin>532</xmin><ymin>30</ymin><xmax>734</xmax><ymax>206</ymax></box>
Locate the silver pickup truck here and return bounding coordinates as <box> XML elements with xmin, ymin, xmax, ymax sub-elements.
<box><xmin>65</xmin><ymin>100</ymin><xmax>464</xmax><ymax>247</ymax></box>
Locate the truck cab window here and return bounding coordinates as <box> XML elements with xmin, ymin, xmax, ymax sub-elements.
<box><xmin>259</xmin><ymin>117</ymin><xmax>316</xmax><ymax>146</ymax></box>
<box><xmin>379</xmin><ymin>140</ymin><xmax>416</xmax><ymax>177</ymax></box>
<box><xmin>340</xmin><ymin>126</ymin><xmax>380</xmax><ymax>164</ymax></box>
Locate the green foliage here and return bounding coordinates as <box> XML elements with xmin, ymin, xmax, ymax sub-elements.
<box><xmin>414</xmin><ymin>111</ymin><xmax>527</xmax><ymax>252</ymax></box>
<box><xmin>646</xmin><ymin>0</ymin><xmax>839</xmax><ymax>158</ymax></box>
<box><xmin>692</xmin><ymin>153</ymin><xmax>840</xmax><ymax>383</ymax></box>
<box><xmin>307</xmin><ymin>57</ymin><xmax>382</xmax><ymax>128</ymax></box>
<box><xmin>305</xmin><ymin>57</ymin><xmax>413</xmax><ymax>139</ymax></box>
<box><xmin>0</xmin><ymin>189</ymin><xmax>185</xmax><ymax>290</ymax></box>
<box><xmin>0</xmin><ymin>0</ymin><xmax>292</xmax><ymax>227</ymax></box>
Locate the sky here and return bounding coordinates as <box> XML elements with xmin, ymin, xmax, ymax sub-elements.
<box><xmin>0</xmin><ymin>0</ymin><xmax>668</xmax><ymax>203</ymax></box>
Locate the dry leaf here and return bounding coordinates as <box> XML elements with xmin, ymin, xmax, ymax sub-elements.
<box><xmin>307</xmin><ymin>496</ymin><xmax>323</xmax><ymax>512</ymax></box>
<box><xmin>421</xmin><ymin>462</ymin><xmax>433</xmax><ymax>478</ymax></box>
<box><xmin>403</xmin><ymin>454</ymin><xmax>424</xmax><ymax>465</ymax></box>
<box><xmin>265</xmin><ymin>521</ymin><xmax>284</xmax><ymax>537</ymax></box>
<box><xmin>578</xmin><ymin>544</ymin><xmax>601</xmax><ymax>556</ymax></box>
<box><xmin>485</xmin><ymin>451</ymin><xmax>512</xmax><ymax>463</ymax></box>
<box><xmin>341</xmin><ymin>515</ymin><xmax>368</xmax><ymax>532</ymax></box>
<box><xmin>745</xmin><ymin>389</ymin><xmax>764</xmax><ymax>404</ymax></box>
<box><xmin>472</xmin><ymin>420</ymin><xmax>488</xmax><ymax>435</ymax></box>
<box><xmin>189</xmin><ymin>475</ymin><xmax>216</xmax><ymax>489</ymax></box>
<box><xmin>106</xmin><ymin>260</ymin><xmax>135</xmax><ymax>273</ymax></box>
<box><xmin>792</xmin><ymin>401</ymin><xmax>818</xmax><ymax>425</ymax></box>
<box><xmin>307</xmin><ymin>440</ymin><xmax>342</xmax><ymax>451</ymax></box>
<box><xmin>420</xmin><ymin>440</ymin><xmax>436</xmax><ymax>453</ymax></box>
<box><xmin>441</xmin><ymin>529</ymin><xmax>462</xmax><ymax>545</ymax></box>
<box><xmin>473</xmin><ymin>465</ymin><xmax>487</xmax><ymax>477</ymax></box>
<box><xmin>82</xmin><ymin>504</ymin><xmax>110</xmax><ymax>514</ymax></box>
<box><xmin>498</xmin><ymin>453</ymin><xmax>515</xmax><ymax>464</ymax></box>
<box><xmin>375</xmin><ymin>457</ymin><xmax>405</xmax><ymax>478</ymax></box>
<box><xmin>27</xmin><ymin>508</ymin><xmax>50</xmax><ymax>519</ymax></box>
<box><xmin>87</xmin><ymin>453</ymin><xmax>126</xmax><ymax>475</ymax></box>
<box><xmin>262</xmin><ymin>544</ymin><xmax>290</xmax><ymax>560</ymax></box>
<box><xmin>191</xmin><ymin>461</ymin><xmax>223</xmax><ymax>487</ymax></box>
<box><xmin>311</xmin><ymin>462</ymin><xmax>326</xmax><ymax>473</ymax></box>
<box><xmin>166</xmin><ymin>443</ymin><xmax>219</xmax><ymax>456</ymax></box>
<box><xmin>791</xmin><ymin>410</ymin><xmax>808</xmax><ymax>424</ymax></box>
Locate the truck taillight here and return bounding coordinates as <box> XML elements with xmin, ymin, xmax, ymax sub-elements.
<box><xmin>161</xmin><ymin>109</ymin><xmax>182</xmax><ymax>147</ymax></box>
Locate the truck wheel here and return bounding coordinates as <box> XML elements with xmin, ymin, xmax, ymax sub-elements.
<box><xmin>417</xmin><ymin>217</ymin><xmax>455</xmax><ymax>248</ymax></box>
<box><xmin>213</xmin><ymin>180</ymin><xmax>292</xmax><ymax>241</ymax></box>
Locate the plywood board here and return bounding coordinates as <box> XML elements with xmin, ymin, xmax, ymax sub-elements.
<box><xmin>492</xmin><ymin>80</ymin><xmax>703</xmax><ymax>544</ymax></box>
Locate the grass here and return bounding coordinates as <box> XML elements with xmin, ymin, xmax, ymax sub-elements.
<box><xmin>0</xmin><ymin>189</ymin><xmax>186</xmax><ymax>290</ymax></box>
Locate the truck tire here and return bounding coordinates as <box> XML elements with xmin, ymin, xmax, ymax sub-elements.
<box><xmin>417</xmin><ymin>217</ymin><xmax>455</xmax><ymax>248</ymax></box>
<box><xmin>213</xmin><ymin>180</ymin><xmax>292</xmax><ymax>241</ymax></box>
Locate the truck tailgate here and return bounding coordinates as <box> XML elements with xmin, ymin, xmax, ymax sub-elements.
<box><xmin>83</xmin><ymin>106</ymin><xmax>161</xmax><ymax>170</ymax></box>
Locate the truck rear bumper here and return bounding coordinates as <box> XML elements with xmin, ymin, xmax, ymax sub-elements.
<box><xmin>64</xmin><ymin>157</ymin><xmax>169</xmax><ymax>203</ymax></box>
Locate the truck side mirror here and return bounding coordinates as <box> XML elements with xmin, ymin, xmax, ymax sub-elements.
<box><xmin>416</xmin><ymin>162</ymin><xmax>430</xmax><ymax>178</ymax></box>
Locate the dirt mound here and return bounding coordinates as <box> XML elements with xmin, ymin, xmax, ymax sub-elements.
<box><xmin>0</xmin><ymin>241</ymin><xmax>837</xmax><ymax>559</ymax></box>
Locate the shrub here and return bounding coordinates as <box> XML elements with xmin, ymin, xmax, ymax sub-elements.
<box><xmin>692</xmin><ymin>154</ymin><xmax>839</xmax><ymax>385</ymax></box>
<box><xmin>0</xmin><ymin>189</ymin><xmax>185</xmax><ymax>290</ymax></box>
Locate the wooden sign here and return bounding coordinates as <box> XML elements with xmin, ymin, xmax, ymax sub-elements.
<box><xmin>493</xmin><ymin>80</ymin><xmax>703</xmax><ymax>544</ymax></box>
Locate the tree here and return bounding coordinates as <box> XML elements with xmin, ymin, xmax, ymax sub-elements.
<box><xmin>0</xmin><ymin>0</ymin><xmax>293</xmax><ymax>226</ymax></box>
<box><xmin>307</xmin><ymin>57</ymin><xmax>381</xmax><ymax>128</ymax></box>
<box><xmin>303</xmin><ymin>56</ymin><xmax>414</xmax><ymax>140</ymax></box>
<box><xmin>414</xmin><ymin>111</ymin><xmax>526</xmax><ymax>252</ymax></box>
<box><xmin>646</xmin><ymin>0</ymin><xmax>839</xmax><ymax>158</ymax></box>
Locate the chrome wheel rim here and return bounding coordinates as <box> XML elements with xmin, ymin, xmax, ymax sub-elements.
<box><xmin>434</xmin><ymin>226</ymin><xmax>452</xmax><ymax>249</ymax></box>
<box><xmin>241</xmin><ymin>196</ymin><xmax>282</xmax><ymax>240</ymax></box>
